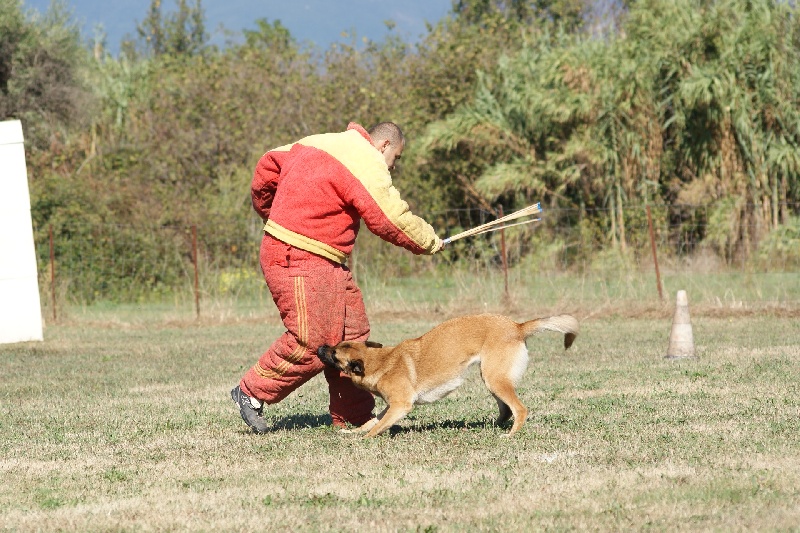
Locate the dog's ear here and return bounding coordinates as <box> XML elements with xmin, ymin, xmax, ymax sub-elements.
<box><xmin>347</xmin><ymin>359</ymin><xmax>365</xmax><ymax>376</ymax></box>
<box><xmin>365</xmin><ymin>341</ymin><xmax>383</xmax><ymax>349</ymax></box>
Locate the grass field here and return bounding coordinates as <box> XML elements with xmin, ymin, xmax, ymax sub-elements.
<box><xmin>2</xmin><ymin>274</ymin><xmax>799</xmax><ymax>531</ymax></box>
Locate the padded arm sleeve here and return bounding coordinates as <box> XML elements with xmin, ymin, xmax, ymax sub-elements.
<box><xmin>351</xmin><ymin>175</ymin><xmax>442</xmax><ymax>255</ymax></box>
<box><xmin>251</xmin><ymin>146</ymin><xmax>292</xmax><ymax>222</ymax></box>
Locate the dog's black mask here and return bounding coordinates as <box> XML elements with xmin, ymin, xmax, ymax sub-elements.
<box><xmin>316</xmin><ymin>345</ymin><xmax>367</xmax><ymax>376</ymax></box>
<box><xmin>316</xmin><ymin>345</ymin><xmax>337</xmax><ymax>367</ymax></box>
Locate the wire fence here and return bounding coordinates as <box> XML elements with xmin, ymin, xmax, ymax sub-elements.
<box><xmin>34</xmin><ymin>203</ymin><xmax>800</xmax><ymax>320</ymax></box>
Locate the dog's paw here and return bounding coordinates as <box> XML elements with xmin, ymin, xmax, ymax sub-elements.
<box><xmin>338</xmin><ymin>417</ymin><xmax>379</xmax><ymax>435</ymax></box>
<box><xmin>357</xmin><ymin>417</ymin><xmax>379</xmax><ymax>432</ymax></box>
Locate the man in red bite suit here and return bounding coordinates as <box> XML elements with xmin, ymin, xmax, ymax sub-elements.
<box><xmin>231</xmin><ymin>122</ymin><xmax>443</xmax><ymax>433</ymax></box>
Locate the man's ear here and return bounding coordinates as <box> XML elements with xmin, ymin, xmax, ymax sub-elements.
<box><xmin>375</xmin><ymin>138</ymin><xmax>390</xmax><ymax>152</ymax></box>
<box><xmin>347</xmin><ymin>359</ymin><xmax>365</xmax><ymax>376</ymax></box>
<box><xmin>365</xmin><ymin>340</ymin><xmax>383</xmax><ymax>349</ymax></box>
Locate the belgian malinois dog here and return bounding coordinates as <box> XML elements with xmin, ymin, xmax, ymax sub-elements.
<box><xmin>317</xmin><ymin>313</ymin><xmax>579</xmax><ymax>437</ymax></box>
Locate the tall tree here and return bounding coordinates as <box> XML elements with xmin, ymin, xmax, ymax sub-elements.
<box><xmin>419</xmin><ymin>0</ymin><xmax>800</xmax><ymax>262</ymax></box>
<box><xmin>0</xmin><ymin>0</ymin><xmax>89</xmax><ymax>148</ymax></box>
<box><xmin>136</xmin><ymin>0</ymin><xmax>208</xmax><ymax>57</ymax></box>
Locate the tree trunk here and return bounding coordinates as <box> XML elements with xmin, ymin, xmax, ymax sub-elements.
<box><xmin>610</xmin><ymin>193</ymin><xmax>618</xmax><ymax>249</ymax></box>
<box><xmin>772</xmin><ymin>172</ymin><xmax>779</xmax><ymax>229</ymax></box>
<box><xmin>780</xmin><ymin>174</ymin><xmax>788</xmax><ymax>225</ymax></box>
<box><xmin>617</xmin><ymin>182</ymin><xmax>627</xmax><ymax>253</ymax></box>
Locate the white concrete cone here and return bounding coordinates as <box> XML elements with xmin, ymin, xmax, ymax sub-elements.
<box><xmin>665</xmin><ymin>290</ymin><xmax>695</xmax><ymax>359</ymax></box>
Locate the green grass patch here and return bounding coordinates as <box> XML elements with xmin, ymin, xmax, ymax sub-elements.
<box><xmin>45</xmin><ymin>265</ymin><xmax>800</xmax><ymax>326</ymax></box>
<box><xmin>1</xmin><ymin>305</ymin><xmax>799</xmax><ymax>530</ymax></box>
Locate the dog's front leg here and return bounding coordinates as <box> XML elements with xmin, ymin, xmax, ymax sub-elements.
<box><xmin>364</xmin><ymin>402</ymin><xmax>412</xmax><ymax>438</ymax></box>
<box><xmin>339</xmin><ymin>407</ymin><xmax>386</xmax><ymax>434</ymax></box>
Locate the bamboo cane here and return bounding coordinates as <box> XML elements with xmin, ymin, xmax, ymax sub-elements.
<box><xmin>465</xmin><ymin>217</ymin><xmax>542</xmax><ymax>237</ymax></box>
<box><xmin>442</xmin><ymin>203</ymin><xmax>542</xmax><ymax>244</ymax></box>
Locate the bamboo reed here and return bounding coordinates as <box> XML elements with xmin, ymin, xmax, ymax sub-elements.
<box><xmin>442</xmin><ymin>203</ymin><xmax>542</xmax><ymax>244</ymax></box>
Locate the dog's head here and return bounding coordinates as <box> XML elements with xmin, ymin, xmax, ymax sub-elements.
<box><xmin>316</xmin><ymin>341</ymin><xmax>384</xmax><ymax>379</ymax></box>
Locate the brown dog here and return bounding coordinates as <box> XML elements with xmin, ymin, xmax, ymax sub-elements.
<box><xmin>317</xmin><ymin>313</ymin><xmax>579</xmax><ymax>437</ymax></box>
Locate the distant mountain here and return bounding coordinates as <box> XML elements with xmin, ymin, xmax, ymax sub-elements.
<box><xmin>22</xmin><ymin>0</ymin><xmax>453</xmax><ymax>54</ymax></box>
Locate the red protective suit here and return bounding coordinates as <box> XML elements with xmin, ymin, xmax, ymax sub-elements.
<box><xmin>239</xmin><ymin>122</ymin><xmax>441</xmax><ymax>427</ymax></box>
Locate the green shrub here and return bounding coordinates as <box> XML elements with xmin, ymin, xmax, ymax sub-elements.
<box><xmin>753</xmin><ymin>216</ymin><xmax>800</xmax><ymax>270</ymax></box>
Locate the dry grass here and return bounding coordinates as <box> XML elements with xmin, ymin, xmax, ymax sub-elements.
<box><xmin>2</xmin><ymin>290</ymin><xmax>799</xmax><ymax>531</ymax></box>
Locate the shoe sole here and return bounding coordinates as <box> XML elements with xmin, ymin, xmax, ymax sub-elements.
<box><xmin>231</xmin><ymin>387</ymin><xmax>269</xmax><ymax>434</ymax></box>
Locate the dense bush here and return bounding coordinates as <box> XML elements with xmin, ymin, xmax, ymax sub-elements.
<box><xmin>1</xmin><ymin>0</ymin><xmax>799</xmax><ymax>303</ymax></box>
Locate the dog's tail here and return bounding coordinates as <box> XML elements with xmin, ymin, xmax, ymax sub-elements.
<box><xmin>521</xmin><ymin>314</ymin><xmax>579</xmax><ymax>349</ymax></box>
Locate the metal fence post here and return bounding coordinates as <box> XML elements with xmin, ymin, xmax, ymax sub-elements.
<box><xmin>646</xmin><ymin>205</ymin><xmax>664</xmax><ymax>301</ymax></box>
<box><xmin>497</xmin><ymin>205</ymin><xmax>509</xmax><ymax>302</ymax></box>
<box><xmin>49</xmin><ymin>224</ymin><xmax>56</xmax><ymax>322</ymax></box>
<box><xmin>191</xmin><ymin>225</ymin><xmax>200</xmax><ymax>319</ymax></box>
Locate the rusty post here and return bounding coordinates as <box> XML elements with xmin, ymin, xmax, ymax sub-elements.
<box><xmin>49</xmin><ymin>224</ymin><xmax>56</xmax><ymax>322</ymax></box>
<box><xmin>498</xmin><ymin>205</ymin><xmax>509</xmax><ymax>301</ymax></box>
<box><xmin>646</xmin><ymin>205</ymin><xmax>664</xmax><ymax>301</ymax></box>
<box><xmin>191</xmin><ymin>225</ymin><xmax>200</xmax><ymax>319</ymax></box>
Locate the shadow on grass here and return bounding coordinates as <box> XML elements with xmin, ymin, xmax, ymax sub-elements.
<box><xmin>231</xmin><ymin>412</ymin><xmax>332</xmax><ymax>435</ymax></box>
<box><xmin>266</xmin><ymin>416</ymin><xmax>495</xmax><ymax>434</ymax></box>
<box><xmin>235</xmin><ymin>411</ymin><xmax>500</xmax><ymax>436</ymax></box>
<box><xmin>385</xmin><ymin>418</ymin><xmax>499</xmax><ymax>436</ymax></box>
<box><xmin>270</xmin><ymin>413</ymin><xmax>332</xmax><ymax>431</ymax></box>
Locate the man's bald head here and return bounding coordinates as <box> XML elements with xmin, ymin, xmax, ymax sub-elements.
<box><xmin>368</xmin><ymin>122</ymin><xmax>405</xmax><ymax>172</ymax></box>
<box><xmin>368</xmin><ymin>122</ymin><xmax>405</xmax><ymax>146</ymax></box>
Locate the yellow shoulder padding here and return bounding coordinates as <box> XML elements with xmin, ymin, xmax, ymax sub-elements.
<box><xmin>298</xmin><ymin>131</ymin><xmax>438</xmax><ymax>251</ymax></box>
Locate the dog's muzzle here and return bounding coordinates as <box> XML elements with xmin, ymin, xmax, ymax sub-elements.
<box><xmin>316</xmin><ymin>345</ymin><xmax>336</xmax><ymax>367</ymax></box>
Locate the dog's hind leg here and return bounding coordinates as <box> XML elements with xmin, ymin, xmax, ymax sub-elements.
<box><xmin>493</xmin><ymin>394</ymin><xmax>512</xmax><ymax>426</ymax></box>
<box><xmin>482</xmin><ymin>344</ymin><xmax>529</xmax><ymax>436</ymax></box>
<box><xmin>488</xmin><ymin>381</ymin><xmax>528</xmax><ymax>437</ymax></box>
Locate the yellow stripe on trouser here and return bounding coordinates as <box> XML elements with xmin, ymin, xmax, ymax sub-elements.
<box><xmin>254</xmin><ymin>276</ymin><xmax>308</xmax><ymax>378</ymax></box>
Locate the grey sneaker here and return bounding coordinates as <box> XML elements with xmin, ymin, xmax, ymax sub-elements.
<box><xmin>230</xmin><ymin>386</ymin><xmax>269</xmax><ymax>434</ymax></box>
